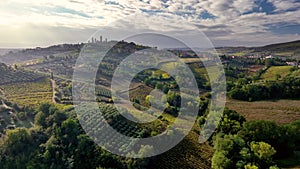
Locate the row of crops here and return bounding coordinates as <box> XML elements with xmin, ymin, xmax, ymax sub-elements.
<box><xmin>96</xmin><ymin>104</ymin><xmax>147</xmax><ymax>137</ymax></box>
<box><xmin>95</xmin><ymin>86</ymin><xmax>112</xmax><ymax>98</ymax></box>
<box><xmin>151</xmin><ymin>131</ymin><xmax>213</xmax><ymax>169</ymax></box>
<box><xmin>0</xmin><ymin>64</ymin><xmax>45</xmax><ymax>85</ymax></box>
<box><xmin>77</xmin><ymin>103</ymin><xmax>148</xmax><ymax>156</ymax></box>
<box><xmin>76</xmin><ymin>103</ymin><xmax>175</xmax><ymax>156</ymax></box>
<box><xmin>0</xmin><ymin>78</ymin><xmax>52</xmax><ymax>107</ymax></box>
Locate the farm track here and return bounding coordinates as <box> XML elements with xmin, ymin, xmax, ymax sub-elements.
<box><xmin>9</xmin><ymin>92</ymin><xmax>52</xmax><ymax>97</ymax></box>
<box><xmin>50</xmin><ymin>79</ymin><xmax>57</xmax><ymax>104</ymax></box>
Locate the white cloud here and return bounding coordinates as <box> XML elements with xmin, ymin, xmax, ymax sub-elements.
<box><xmin>269</xmin><ymin>0</ymin><xmax>300</xmax><ymax>12</ymax></box>
<box><xmin>0</xmin><ymin>0</ymin><xmax>299</xmax><ymax>47</ymax></box>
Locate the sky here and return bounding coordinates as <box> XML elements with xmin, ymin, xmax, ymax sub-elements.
<box><xmin>0</xmin><ymin>0</ymin><xmax>300</xmax><ymax>48</ymax></box>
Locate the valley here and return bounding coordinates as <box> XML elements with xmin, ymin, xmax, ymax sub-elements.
<box><xmin>0</xmin><ymin>40</ymin><xmax>299</xmax><ymax>169</ymax></box>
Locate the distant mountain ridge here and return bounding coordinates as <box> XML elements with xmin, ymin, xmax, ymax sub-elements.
<box><xmin>258</xmin><ymin>40</ymin><xmax>300</xmax><ymax>52</ymax></box>
<box><xmin>216</xmin><ymin>40</ymin><xmax>300</xmax><ymax>56</ymax></box>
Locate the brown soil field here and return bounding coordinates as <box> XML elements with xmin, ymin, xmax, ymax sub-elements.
<box><xmin>226</xmin><ymin>99</ymin><xmax>300</xmax><ymax>124</ymax></box>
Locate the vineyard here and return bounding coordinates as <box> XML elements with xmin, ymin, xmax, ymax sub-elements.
<box><xmin>151</xmin><ymin>126</ymin><xmax>213</xmax><ymax>169</ymax></box>
<box><xmin>0</xmin><ymin>78</ymin><xmax>52</xmax><ymax>107</ymax></box>
<box><xmin>77</xmin><ymin>103</ymin><xmax>147</xmax><ymax>156</ymax></box>
<box><xmin>77</xmin><ymin>103</ymin><xmax>171</xmax><ymax>156</ymax></box>
<box><xmin>95</xmin><ymin>86</ymin><xmax>112</xmax><ymax>102</ymax></box>
<box><xmin>0</xmin><ymin>63</ymin><xmax>45</xmax><ymax>85</ymax></box>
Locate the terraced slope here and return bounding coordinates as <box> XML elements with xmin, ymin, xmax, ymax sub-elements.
<box><xmin>0</xmin><ymin>78</ymin><xmax>52</xmax><ymax>107</ymax></box>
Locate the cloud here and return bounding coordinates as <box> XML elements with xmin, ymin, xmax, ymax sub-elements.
<box><xmin>269</xmin><ymin>0</ymin><xmax>300</xmax><ymax>12</ymax></box>
<box><xmin>0</xmin><ymin>0</ymin><xmax>299</xmax><ymax>47</ymax></box>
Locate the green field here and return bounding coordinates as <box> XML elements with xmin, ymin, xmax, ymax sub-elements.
<box><xmin>274</xmin><ymin>51</ymin><xmax>294</xmax><ymax>57</ymax></box>
<box><xmin>261</xmin><ymin>66</ymin><xmax>293</xmax><ymax>80</ymax></box>
<box><xmin>160</xmin><ymin>62</ymin><xmax>178</xmax><ymax>71</ymax></box>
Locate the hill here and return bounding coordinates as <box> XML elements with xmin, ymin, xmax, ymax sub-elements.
<box><xmin>0</xmin><ymin>63</ymin><xmax>45</xmax><ymax>85</ymax></box>
<box><xmin>259</xmin><ymin>40</ymin><xmax>300</xmax><ymax>53</ymax></box>
<box><xmin>217</xmin><ymin>39</ymin><xmax>300</xmax><ymax>57</ymax></box>
<box><xmin>0</xmin><ymin>44</ymin><xmax>82</xmax><ymax>65</ymax></box>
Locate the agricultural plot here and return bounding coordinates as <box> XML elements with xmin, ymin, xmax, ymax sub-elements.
<box><xmin>151</xmin><ymin>127</ymin><xmax>213</xmax><ymax>169</ymax></box>
<box><xmin>128</xmin><ymin>84</ymin><xmax>153</xmax><ymax>107</ymax></box>
<box><xmin>260</xmin><ymin>66</ymin><xmax>293</xmax><ymax>81</ymax></box>
<box><xmin>77</xmin><ymin>103</ymin><xmax>170</xmax><ymax>156</ymax></box>
<box><xmin>0</xmin><ymin>78</ymin><xmax>52</xmax><ymax>107</ymax></box>
<box><xmin>0</xmin><ymin>63</ymin><xmax>45</xmax><ymax>85</ymax></box>
<box><xmin>180</xmin><ymin>57</ymin><xmax>203</xmax><ymax>63</ymax></box>
<box><xmin>96</xmin><ymin>86</ymin><xmax>112</xmax><ymax>98</ymax></box>
<box><xmin>226</xmin><ymin>99</ymin><xmax>300</xmax><ymax>124</ymax></box>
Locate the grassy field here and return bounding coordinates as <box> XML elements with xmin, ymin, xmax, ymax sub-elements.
<box><xmin>274</xmin><ymin>51</ymin><xmax>294</xmax><ymax>57</ymax></box>
<box><xmin>180</xmin><ymin>58</ymin><xmax>202</xmax><ymax>63</ymax></box>
<box><xmin>160</xmin><ymin>61</ymin><xmax>178</xmax><ymax>71</ymax></box>
<box><xmin>260</xmin><ymin>66</ymin><xmax>293</xmax><ymax>81</ymax></box>
<box><xmin>0</xmin><ymin>78</ymin><xmax>52</xmax><ymax>107</ymax></box>
<box><xmin>231</xmin><ymin>52</ymin><xmax>247</xmax><ymax>56</ymax></box>
<box><xmin>191</xmin><ymin>66</ymin><xmax>223</xmax><ymax>83</ymax></box>
<box><xmin>226</xmin><ymin>99</ymin><xmax>300</xmax><ymax>124</ymax></box>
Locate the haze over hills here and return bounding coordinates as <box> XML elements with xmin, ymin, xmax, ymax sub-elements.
<box><xmin>0</xmin><ymin>44</ymin><xmax>82</xmax><ymax>65</ymax></box>
<box><xmin>0</xmin><ymin>49</ymin><xmax>20</xmax><ymax>56</ymax></box>
<box><xmin>0</xmin><ymin>39</ymin><xmax>299</xmax><ymax>65</ymax></box>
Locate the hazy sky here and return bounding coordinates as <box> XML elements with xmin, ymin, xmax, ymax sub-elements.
<box><xmin>0</xmin><ymin>0</ymin><xmax>300</xmax><ymax>48</ymax></box>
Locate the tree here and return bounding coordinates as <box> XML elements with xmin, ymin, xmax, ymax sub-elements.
<box><xmin>250</xmin><ymin>142</ymin><xmax>276</xmax><ymax>168</ymax></box>
<box><xmin>34</xmin><ymin>111</ymin><xmax>47</xmax><ymax>128</ymax></box>
<box><xmin>250</xmin><ymin>141</ymin><xmax>276</xmax><ymax>160</ymax></box>
<box><xmin>0</xmin><ymin>128</ymin><xmax>36</xmax><ymax>168</ymax></box>
<box><xmin>238</xmin><ymin>120</ymin><xmax>278</xmax><ymax>144</ymax></box>
<box><xmin>39</xmin><ymin>103</ymin><xmax>52</xmax><ymax>115</ymax></box>
<box><xmin>3</xmin><ymin>128</ymin><xmax>33</xmax><ymax>155</ymax></box>
<box><xmin>265</xmin><ymin>59</ymin><xmax>274</xmax><ymax>67</ymax></box>
<box><xmin>73</xmin><ymin>134</ymin><xmax>102</xmax><ymax>169</ymax></box>
<box><xmin>212</xmin><ymin>134</ymin><xmax>246</xmax><ymax>169</ymax></box>
<box><xmin>60</xmin><ymin>118</ymin><xmax>81</xmax><ymax>145</ymax></box>
<box><xmin>238</xmin><ymin>120</ymin><xmax>295</xmax><ymax>158</ymax></box>
<box><xmin>218</xmin><ymin>109</ymin><xmax>246</xmax><ymax>135</ymax></box>
<box><xmin>228</xmin><ymin>88</ymin><xmax>248</xmax><ymax>101</ymax></box>
<box><xmin>212</xmin><ymin>151</ymin><xmax>231</xmax><ymax>169</ymax></box>
<box><xmin>244</xmin><ymin>164</ymin><xmax>259</xmax><ymax>169</ymax></box>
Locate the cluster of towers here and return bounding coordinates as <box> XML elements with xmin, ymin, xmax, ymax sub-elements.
<box><xmin>88</xmin><ymin>36</ymin><xmax>108</xmax><ymax>44</ymax></box>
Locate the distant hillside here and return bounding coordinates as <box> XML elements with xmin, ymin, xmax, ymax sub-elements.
<box><xmin>1</xmin><ymin>40</ymin><xmax>299</xmax><ymax>65</ymax></box>
<box><xmin>216</xmin><ymin>40</ymin><xmax>300</xmax><ymax>56</ymax></box>
<box><xmin>0</xmin><ymin>63</ymin><xmax>45</xmax><ymax>85</ymax></box>
<box><xmin>255</xmin><ymin>40</ymin><xmax>300</xmax><ymax>53</ymax></box>
<box><xmin>0</xmin><ymin>44</ymin><xmax>82</xmax><ymax>65</ymax></box>
<box><xmin>0</xmin><ymin>49</ymin><xmax>20</xmax><ymax>56</ymax></box>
